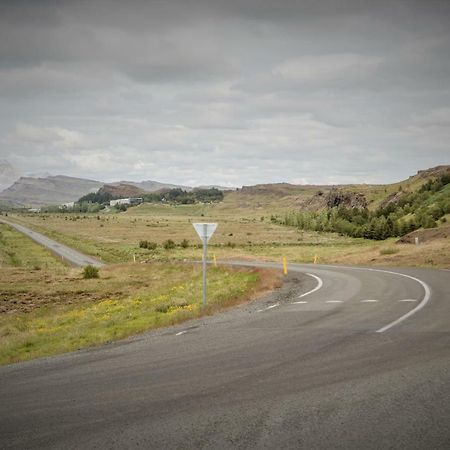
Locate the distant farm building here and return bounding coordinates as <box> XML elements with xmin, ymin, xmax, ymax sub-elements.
<box><xmin>110</xmin><ymin>197</ymin><xmax>143</xmax><ymax>206</ymax></box>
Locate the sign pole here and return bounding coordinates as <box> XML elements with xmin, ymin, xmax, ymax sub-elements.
<box><xmin>193</xmin><ymin>222</ymin><xmax>218</xmax><ymax>307</ymax></box>
<box><xmin>202</xmin><ymin>224</ymin><xmax>207</xmax><ymax>306</ymax></box>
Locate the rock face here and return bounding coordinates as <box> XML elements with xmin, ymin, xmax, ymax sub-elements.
<box><xmin>0</xmin><ymin>160</ymin><xmax>21</xmax><ymax>192</ymax></box>
<box><xmin>0</xmin><ymin>175</ymin><xmax>103</xmax><ymax>207</ymax></box>
<box><xmin>379</xmin><ymin>191</ymin><xmax>405</xmax><ymax>210</ymax></box>
<box><xmin>326</xmin><ymin>189</ymin><xmax>368</xmax><ymax>209</ymax></box>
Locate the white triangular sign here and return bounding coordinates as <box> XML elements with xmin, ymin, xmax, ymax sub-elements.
<box><xmin>193</xmin><ymin>223</ymin><xmax>217</xmax><ymax>243</ymax></box>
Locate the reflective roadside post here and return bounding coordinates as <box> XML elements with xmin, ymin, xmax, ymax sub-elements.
<box><xmin>193</xmin><ymin>223</ymin><xmax>218</xmax><ymax>306</ymax></box>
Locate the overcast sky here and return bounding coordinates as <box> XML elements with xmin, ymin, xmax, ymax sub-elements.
<box><xmin>1</xmin><ymin>0</ymin><xmax>449</xmax><ymax>187</ymax></box>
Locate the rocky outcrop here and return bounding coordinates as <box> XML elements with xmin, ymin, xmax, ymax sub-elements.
<box><xmin>379</xmin><ymin>191</ymin><xmax>405</xmax><ymax>210</ymax></box>
<box><xmin>326</xmin><ymin>189</ymin><xmax>368</xmax><ymax>209</ymax></box>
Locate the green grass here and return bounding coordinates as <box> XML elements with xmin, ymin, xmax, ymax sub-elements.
<box><xmin>0</xmin><ymin>265</ymin><xmax>267</xmax><ymax>365</ymax></box>
<box><xmin>379</xmin><ymin>247</ymin><xmax>400</xmax><ymax>255</ymax></box>
<box><xmin>0</xmin><ymin>223</ymin><xmax>66</xmax><ymax>269</ymax></box>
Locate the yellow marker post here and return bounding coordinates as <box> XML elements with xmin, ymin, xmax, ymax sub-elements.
<box><xmin>213</xmin><ymin>253</ymin><xmax>217</xmax><ymax>267</ymax></box>
<box><xmin>314</xmin><ymin>255</ymin><xmax>318</xmax><ymax>264</ymax></box>
<box><xmin>283</xmin><ymin>257</ymin><xmax>288</xmax><ymax>275</ymax></box>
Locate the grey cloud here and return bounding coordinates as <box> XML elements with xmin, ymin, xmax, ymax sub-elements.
<box><xmin>0</xmin><ymin>0</ymin><xmax>449</xmax><ymax>186</ymax></box>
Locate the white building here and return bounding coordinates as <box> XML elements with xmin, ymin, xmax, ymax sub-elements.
<box><xmin>110</xmin><ymin>197</ymin><xmax>143</xmax><ymax>206</ymax></box>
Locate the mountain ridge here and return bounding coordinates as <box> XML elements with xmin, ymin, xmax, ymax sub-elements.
<box><xmin>0</xmin><ymin>164</ymin><xmax>448</xmax><ymax>209</ymax></box>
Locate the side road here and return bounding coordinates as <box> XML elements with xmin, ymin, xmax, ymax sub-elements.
<box><xmin>0</xmin><ymin>218</ymin><xmax>104</xmax><ymax>268</ymax></box>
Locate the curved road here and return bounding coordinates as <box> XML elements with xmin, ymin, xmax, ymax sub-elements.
<box><xmin>0</xmin><ymin>224</ymin><xmax>449</xmax><ymax>448</ymax></box>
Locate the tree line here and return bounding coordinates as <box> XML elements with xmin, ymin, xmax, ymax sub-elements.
<box><xmin>143</xmin><ymin>188</ymin><xmax>224</xmax><ymax>204</ymax></box>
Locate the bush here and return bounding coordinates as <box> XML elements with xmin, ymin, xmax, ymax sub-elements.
<box><xmin>180</xmin><ymin>239</ymin><xmax>189</xmax><ymax>248</ymax></box>
<box><xmin>82</xmin><ymin>265</ymin><xmax>99</xmax><ymax>279</ymax></box>
<box><xmin>163</xmin><ymin>239</ymin><xmax>176</xmax><ymax>250</ymax></box>
<box><xmin>139</xmin><ymin>240</ymin><xmax>157</xmax><ymax>250</ymax></box>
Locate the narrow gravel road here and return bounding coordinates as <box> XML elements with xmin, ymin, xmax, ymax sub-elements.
<box><xmin>0</xmin><ymin>218</ymin><xmax>104</xmax><ymax>267</ymax></box>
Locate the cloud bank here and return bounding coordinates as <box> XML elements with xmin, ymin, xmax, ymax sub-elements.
<box><xmin>1</xmin><ymin>0</ymin><xmax>449</xmax><ymax>186</ymax></box>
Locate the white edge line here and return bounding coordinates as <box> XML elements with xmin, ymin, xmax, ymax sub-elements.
<box><xmin>372</xmin><ymin>270</ymin><xmax>431</xmax><ymax>332</ymax></box>
<box><xmin>297</xmin><ymin>273</ymin><xmax>323</xmax><ymax>299</ymax></box>
<box><xmin>317</xmin><ymin>264</ymin><xmax>432</xmax><ymax>333</ymax></box>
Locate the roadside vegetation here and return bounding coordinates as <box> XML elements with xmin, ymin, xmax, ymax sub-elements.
<box><xmin>0</xmin><ymin>263</ymin><xmax>280</xmax><ymax>365</ymax></box>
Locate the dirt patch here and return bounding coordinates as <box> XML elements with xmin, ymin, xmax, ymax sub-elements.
<box><xmin>0</xmin><ymin>291</ymin><xmax>119</xmax><ymax>314</ymax></box>
<box><xmin>397</xmin><ymin>225</ymin><xmax>450</xmax><ymax>244</ymax></box>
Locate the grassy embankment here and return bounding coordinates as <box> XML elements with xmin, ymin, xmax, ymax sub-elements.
<box><xmin>0</xmin><ymin>223</ymin><xmax>280</xmax><ymax>365</ymax></box>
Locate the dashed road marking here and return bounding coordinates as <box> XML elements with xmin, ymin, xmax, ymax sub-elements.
<box><xmin>293</xmin><ymin>301</ymin><xmax>308</xmax><ymax>304</ymax></box>
<box><xmin>326</xmin><ymin>300</ymin><xmax>343</xmax><ymax>303</ymax></box>
<box><xmin>175</xmin><ymin>331</ymin><xmax>188</xmax><ymax>336</ymax></box>
<box><xmin>399</xmin><ymin>299</ymin><xmax>418</xmax><ymax>302</ymax></box>
<box><xmin>361</xmin><ymin>299</ymin><xmax>379</xmax><ymax>303</ymax></box>
<box><xmin>257</xmin><ymin>303</ymin><xmax>280</xmax><ymax>312</ymax></box>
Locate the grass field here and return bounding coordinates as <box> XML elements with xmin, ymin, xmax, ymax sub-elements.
<box><xmin>8</xmin><ymin>205</ymin><xmax>450</xmax><ymax>269</ymax></box>
<box><xmin>0</xmin><ymin>214</ymin><xmax>282</xmax><ymax>365</ymax></box>
<box><xmin>0</xmin><ymin>263</ymin><xmax>280</xmax><ymax>365</ymax></box>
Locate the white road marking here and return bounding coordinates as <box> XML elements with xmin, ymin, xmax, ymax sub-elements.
<box><xmin>293</xmin><ymin>301</ymin><xmax>308</xmax><ymax>304</ymax></box>
<box><xmin>374</xmin><ymin>273</ymin><xmax>431</xmax><ymax>333</ymax></box>
<box><xmin>296</xmin><ymin>273</ymin><xmax>323</xmax><ymax>299</ymax></box>
<box><xmin>175</xmin><ymin>331</ymin><xmax>188</xmax><ymax>336</ymax></box>
<box><xmin>399</xmin><ymin>299</ymin><xmax>418</xmax><ymax>302</ymax></box>
<box><xmin>326</xmin><ymin>300</ymin><xmax>343</xmax><ymax>303</ymax></box>
<box><xmin>314</xmin><ymin>264</ymin><xmax>432</xmax><ymax>333</ymax></box>
<box><xmin>257</xmin><ymin>303</ymin><xmax>280</xmax><ymax>312</ymax></box>
<box><xmin>360</xmin><ymin>299</ymin><xmax>379</xmax><ymax>303</ymax></box>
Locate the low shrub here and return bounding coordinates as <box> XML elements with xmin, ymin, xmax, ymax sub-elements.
<box><xmin>163</xmin><ymin>239</ymin><xmax>176</xmax><ymax>250</ymax></box>
<box><xmin>139</xmin><ymin>240</ymin><xmax>158</xmax><ymax>250</ymax></box>
<box><xmin>82</xmin><ymin>265</ymin><xmax>99</xmax><ymax>279</ymax></box>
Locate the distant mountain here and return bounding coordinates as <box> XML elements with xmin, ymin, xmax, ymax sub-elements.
<box><xmin>0</xmin><ymin>175</ymin><xmax>103</xmax><ymax>208</ymax></box>
<box><xmin>0</xmin><ymin>160</ymin><xmax>21</xmax><ymax>192</ymax></box>
<box><xmin>0</xmin><ymin>172</ymin><xmax>235</xmax><ymax>208</ymax></box>
<box><xmin>196</xmin><ymin>185</ymin><xmax>237</xmax><ymax>191</ymax></box>
<box><xmin>117</xmin><ymin>180</ymin><xmax>235</xmax><ymax>192</ymax></box>
<box><xmin>117</xmin><ymin>180</ymin><xmax>192</xmax><ymax>192</ymax></box>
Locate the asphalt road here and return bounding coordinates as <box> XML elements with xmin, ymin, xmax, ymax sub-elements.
<box><xmin>0</xmin><ymin>218</ymin><xmax>104</xmax><ymax>267</ymax></box>
<box><xmin>1</xmin><ymin>258</ymin><xmax>449</xmax><ymax>449</ymax></box>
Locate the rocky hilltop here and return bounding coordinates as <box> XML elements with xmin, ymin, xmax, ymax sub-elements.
<box><xmin>98</xmin><ymin>183</ymin><xmax>146</xmax><ymax>198</ymax></box>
